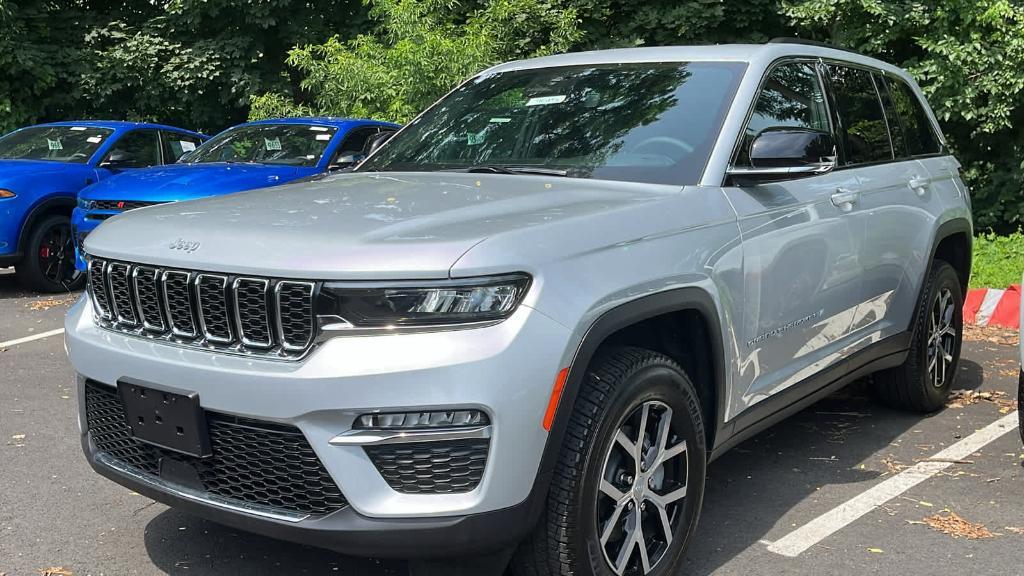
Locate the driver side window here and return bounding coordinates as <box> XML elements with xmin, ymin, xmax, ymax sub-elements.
<box><xmin>734</xmin><ymin>62</ymin><xmax>831</xmax><ymax>168</ymax></box>
<box><xmin>103</xmin><ymin>129</ymin><xmax>161</xmax><ymax>169</ymax></box>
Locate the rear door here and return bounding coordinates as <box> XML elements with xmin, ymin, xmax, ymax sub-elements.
<box><xmin>723</xmin><ymin>59</ymin><xmax>865</xmax><ymax>413</ymax></box>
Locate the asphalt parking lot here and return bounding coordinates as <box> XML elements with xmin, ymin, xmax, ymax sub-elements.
<box><xmin>1</xmin><ymin>267</ymin><xmax>1022</xmax><ymax>576</ymax></box>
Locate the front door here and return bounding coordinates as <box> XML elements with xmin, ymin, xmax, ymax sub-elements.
<box><xmin>722</xmin><ymin>60</ymin><xmax>865</xmax><ymax>417</ymax></box>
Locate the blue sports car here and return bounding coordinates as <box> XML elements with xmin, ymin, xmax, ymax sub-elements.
<box><xmin>0</xmin><ymin>121</ymin><xmax>206</xmax><ymax>292</ymax></box>
<box><xmin>72</xmin><ymin>117</ymin><xmax>399</xmax><ymax>271</ymax></box>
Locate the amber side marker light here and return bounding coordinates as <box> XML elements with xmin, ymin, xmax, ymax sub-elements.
<box><xmin>0</xmin><ymin>189</ymin><xmax>16</xmax><ymax>199</ymax></box>
<box><xmin>542</xmin><ymin>367</ymin><xmax>570</xmax><ymax>431</ymax></box>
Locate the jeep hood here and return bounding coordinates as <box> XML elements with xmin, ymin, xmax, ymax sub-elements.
<box><xmin>79</xmin><ymin>162</ymin><xmax>305</xmax><ymax>203</ymax></box>
<box><xmin>83</xmin><ymin>172</ymin><xmax>675</xmax><ymax>280</ymax></box>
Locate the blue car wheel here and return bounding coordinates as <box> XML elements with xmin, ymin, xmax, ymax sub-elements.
<box><xmin>16</xmin><ymin>214</ymin><xmax>84</xmax><ymax>292</ymax></box>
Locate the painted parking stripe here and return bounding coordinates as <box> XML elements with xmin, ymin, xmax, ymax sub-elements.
<box><xmin>0</xmin><ymin>328</ymin><xmax>65</xmax><ymax>348</ymax></box>
<box><xmin>767</xmin><ymin>412</ymin><xmax>1018</xmax><ymax>557</ymax></box>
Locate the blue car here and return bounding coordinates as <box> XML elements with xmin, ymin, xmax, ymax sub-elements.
<box><xmin>0</xmin><ymin>121</ymin><xmax>206</xmax><ymax>292</ymax></box>
<box><xmin>72</xmin><ymin>117</ymin><xmax>399</xmax><ymax>271</ymax></box>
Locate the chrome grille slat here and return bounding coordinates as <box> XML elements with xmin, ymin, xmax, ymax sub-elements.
<box><xmin>132</xmin><ymin>266</ymin><xmax>165</xmax><ymax>332</ymax></box>
<box><xmin>196</xmin><ymin>274</ymin><xmax>233</xmax><ymax>344</ymax></box>
<box><xmin>234</xmin><ymin>278</ymin><xmax>273</xmax><ymax>348</ymax></box>
<box><xmin>88</xmin><ymin>259</ymin><xmax>112</xmax><ymax>320</ymax></box>
<box><xmin>275</xmin><ymin>281</ymin><xmax>316</xmax><ymax>351</ymax></box>
<box><xmin>86</xmin><ymin>258</ymin><xmax>315</xmax><ymax>360</ymax></box>
<box><xmin>107</xmin><ymin>262</ymin><xmax>138</xmax><ymax>327</ymax></box>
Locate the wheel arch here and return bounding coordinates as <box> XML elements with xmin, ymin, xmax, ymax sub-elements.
<box><xmin>17</xmin><ymin>194</ymin><xmax>77</xmax><ymax>254</ymax></box>
<box><xmin>910</xmin><ymin>217</ymin><xmax>972</xmax><ymax>337</ymax></box>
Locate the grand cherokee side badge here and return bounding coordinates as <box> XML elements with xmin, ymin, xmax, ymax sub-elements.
<box><xmin>168</xmin><ymin>238</ymin><xmax>201</xmax><ymax>253</ymax></box>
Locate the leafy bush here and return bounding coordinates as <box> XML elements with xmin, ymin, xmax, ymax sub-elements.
<box><xmin>971</xmin><ymin>231</ymin><xmax>1024</xmax><ymax>289</ymax></box>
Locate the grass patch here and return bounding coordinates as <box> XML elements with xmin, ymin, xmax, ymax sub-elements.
<box><xmin>971</xmin><ymin>231</ymin><xmax>1024</xmax><ymax>289</ymax></box>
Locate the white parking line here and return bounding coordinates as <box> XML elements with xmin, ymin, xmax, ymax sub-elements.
<box><xmin>767</xmin><ymin>411</ymin><xmax>1019</xmax><ymax>557</ymax></box>
<box><xmin>0</xmin><ymin>328</ymin><xmax>65</xmax><ymax>348</ymax></box>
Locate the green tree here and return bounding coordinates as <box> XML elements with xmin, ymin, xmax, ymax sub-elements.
<box><xmin>249</xmin><ymin>0</ymin><xmax>580</xmax><ymax>123</ymax></box>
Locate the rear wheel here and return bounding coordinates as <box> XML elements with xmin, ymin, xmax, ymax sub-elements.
<box><xmin>871</xmin><ymin>260</ymin><xmax>963</xmax><ymax>412</ymax></box>
<box><xmin>513</xmin><ymin>347</ymin><xmax>706</xmax><ymax>576</ymax></box>
<box><xmin>15</xmin><ymin>214</ymin><xmax>84</xmax><ymax>293</ymax></box>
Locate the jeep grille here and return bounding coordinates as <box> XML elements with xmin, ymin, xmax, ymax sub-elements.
<box><xmin>87</xmin><ymin>258</ymin><xmax>316</xmax><ymax>359</ymax></box>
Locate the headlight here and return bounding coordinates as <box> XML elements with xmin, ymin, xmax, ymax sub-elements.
<box><xmin>77</xmin><ymin>197</ymin><xmax>91</xmax><ymax>210</ymax></box>
<box><xmin>316</xmin><ymin>273</ymin><xmax>531</xmax><ymax>332</ymax></box>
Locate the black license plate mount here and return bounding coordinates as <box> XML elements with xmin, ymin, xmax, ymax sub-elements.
<box><xmin>117</xmin><ymin>379</ymin><xmax>212</xmax><ymax>458</ymax></box>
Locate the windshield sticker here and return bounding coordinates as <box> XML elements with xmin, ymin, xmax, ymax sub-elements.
<box><xmin>179</xmin><ymin>141</ymin><xmax>196</xmax><ymax>152</ymax></box>
<box><xmin>467</xmin><ymin>130</ymin><xmax>487</xmax><ymax>146</ymax></box>
<box><xmin>264</xmin><ymin>137</ymin><xmax>282</xmax><ymax>151</ymax></box>
<box><xmin>86</xmin><ymin>136</ymin><xmax>103</xmax><ymax>144</ymax></box>
<box><xmin>526</xmin><ymin>95</ymin><xmax>567</xmax><ymax>107</ymax></box>
<box><xmin>70</xmin><ymin>127</ymin><xmax>87</xmax><ymax>131</ymax></box>
<box><xmin>489</xmin><ymin>117</ymin><xmax>512</xmax><ymax>123</ymax></box>
<box><xmin>315</xmin><ymin>134</ymin><xmax>332</xmax><ymax>141</ymax></box>
<box><xmin>309</xmin><ymin>126</ymin><xmax>329</xmax><ymax>132</ymax></box>
<box><xmin>47</xmin><ymin>139</ymin><xmax>63</xmax><ymax>151</ymax></box>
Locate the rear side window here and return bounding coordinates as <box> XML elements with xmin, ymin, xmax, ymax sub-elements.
<box><xmin>886</xmin><ymin>77</ymin><xmax>942</xmax><ymax>156</ymax></box>
<box><xmin>875</xmin><ymin>74</ymin><xmax>907</xmax><ymax>158</ymax></box>
<box><xmin>827</xmin><ymin>65</ymin><xmax>893</xmax><ymax>165</ymax></box>
<box><xmin>163</xmin><ymin>132</ymin><xmax>203</xmax><ymax>163</ymax></box>
<box><xmin>734</xmin><ymin>61</ymin><xmax>831</xmax><ymax>167</ymax></box>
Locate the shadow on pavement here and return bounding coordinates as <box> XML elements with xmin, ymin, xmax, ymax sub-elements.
<box><xmin>0</xmin><ymin>269</ymin><xmax>31</xmax><ymax>300</ymax></box>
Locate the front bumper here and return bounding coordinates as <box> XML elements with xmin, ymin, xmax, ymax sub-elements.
<box><xmin>66</xmin><ymin>296</ymin><xmax>570</xmax><ymax>553</ymax></box>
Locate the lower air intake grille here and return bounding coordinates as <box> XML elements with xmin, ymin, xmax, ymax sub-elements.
<box><xmin>364</xmin><ymin>439</ymin><xmax>489</xmax><ymax>494</ymax></box>
<box><xmin>84</xmin><ymin>381</ymin><xmax>348</xmax><ymax>516</ymax></box>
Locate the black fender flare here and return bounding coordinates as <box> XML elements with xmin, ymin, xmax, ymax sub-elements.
<box><xmin>517</xmin><ymin>286</ymin><xmax>727</xmax><ymax>532</ymax></box>
<box><xmin>909</xmin><ymin>217</ymin><xmax>973</xmax><ymax>335</ymax></box>
<box><xmin>17</xmin><ymin>194</ymin><xmax>77</xmax><ymax>252</ymax></box>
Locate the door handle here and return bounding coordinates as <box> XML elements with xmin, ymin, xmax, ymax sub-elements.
<box><xmin>909</xmin><ymin>176</ymin><xmax>930</xmax><ymax>196</ymax></box>
<box><xmin>831</xmin><ymin>188</ymin><xmax>859</xmax><ymax>211</ymax></box>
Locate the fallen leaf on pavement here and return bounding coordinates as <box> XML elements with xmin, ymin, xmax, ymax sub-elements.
<box><xmin>922</xmin><ymin>511</ymin><xmax>996</xmax><ymax>539</ymax></box>
<box><xmin>947</xmin><ymin>389</ymin><xmax>1017</xmax><ymax>412</ymax></box>
<box><xmin>1005</xmin><ymin>527</ymin><xmax>1024</xmax><ymax>535</ymax></box>
<box><xmin>963</xmin><ymin>323</ymin><xmax>1019</xmax><ymax>346</ymax></box>
<box><xmin>39</xmin><ymin>568</ymin><xmax>73</xmax><ymax>576</ymax></box>
<box><xmin>867</xmin><ymin>547</ymin><xmax>884</xmax><ymax>553</ymax></box>
<box><xmin>27</xmin><ymin>296</ymin><xmax>76</xmax><ymax>311</ymax></box>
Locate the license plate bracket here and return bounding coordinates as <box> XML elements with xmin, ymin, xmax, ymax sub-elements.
<box><xmin>117</xmin><ymin>379</ymin><xmax>212</xmax><ymax>458</ymax></box>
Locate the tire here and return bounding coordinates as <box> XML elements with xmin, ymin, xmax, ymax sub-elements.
<box><xmin>513</xmin><ymin>347</ymin><xmax>706</xmax><ymax>576</ymax></box>
<box><xmin>871</xmin><ymin>260</ymin><xmax>963</xmax><ymax>412</ymax></box>
<box><xmin>15</xmin><ymin>214</ymin><xmax>84</xmax><ymax>293</ymax></box>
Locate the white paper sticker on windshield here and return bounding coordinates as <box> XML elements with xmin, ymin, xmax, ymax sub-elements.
<box><xmin>264</xmin><ymin>137</ymin><xmax>282</xmax><ymax>151</ymax></box>
<box><xmin>489</xmin><ymin>117</ymin><xmax>511</xmax><ymax>123</ymax></box>
<box><xmin>86</xmin><ymin>137</ymin><xmax>102</xmax><ymax>144</ymax></box>
<box><xmin>526</xmin><ymin>95</ymin><xmax>567</xmax><ymax>106</ymax></box>
<box><xmin>309</xmin><ymin>126</ymin><xmax>329</xmax><ymax>132</ymax></box>
<box><xmin>180</xmin><ymin>141</ymin><xmax>196</xmax><ymax>152</ymax></box>
<box><xmin>47</xmin><ymin>139</ymin><xmax>63</xmax><ymax>151</ymax></box>
<box><xmin>315</xmin><ymin>134</ymin><xmax>332</xmax><ymax>141</ymax></box>
<box><xmin>70</xmin><ymin>127</ymin><xmax>87</xmax><ymax>131</ymax></box>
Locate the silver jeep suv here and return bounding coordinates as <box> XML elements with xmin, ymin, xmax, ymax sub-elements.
<box><xmin>66</xmin><ymin>41</ymin><xmax>971</xmax><ymax>574</ymax></box>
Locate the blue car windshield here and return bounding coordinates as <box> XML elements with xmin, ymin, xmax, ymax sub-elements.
<box><xmin>360</xmin><ymin>61</ymin><xmax>747</xmax><ymax>186</ymax></box>
<box><xmin>0</xmin><ymin>126</ymin><xmax>114</xmax><ymax>164</ymax></box>
<box><xmin>182</xmin><ymin>124</ymin><xmax>339</xmax><ymax>167</ymax></box>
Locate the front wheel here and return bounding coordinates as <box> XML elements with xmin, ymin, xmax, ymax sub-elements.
<box><xmin>15</xmin><ymin>214</ymin><xmax>84</xmax><ymax>293</ymax></box>
<box><xmin>871</xmin><ymin>260</ymin><xmax>963</xmax><ymax>412</ymax></box>
<box><xmin>513</xmin><ymin>347</ymin><xmax>706</xmax><ymax>576</ymax></box>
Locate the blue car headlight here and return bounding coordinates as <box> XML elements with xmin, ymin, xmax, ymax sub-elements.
<box><xmin>77</xmin><ymin>197</ymin><xmax>91</xmax><ymax>210</ymax></box>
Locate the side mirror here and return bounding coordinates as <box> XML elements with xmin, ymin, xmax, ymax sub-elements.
<box><xmin>727</xmin><ymin>128</ymin><xmax>836</xmax><ymax>183</ymax></box>
<box><xmin>99</xmin><ymin>150</ymin><xmax>132</xmax><ymax>169</ymax></box>
<box><xmin>364</xmin><ymin>131</ymin><xmax>395</xmax><ymax>156</ymax></box>
<box><xmin>329</xmin><ymin>153</ymin><xmax>363</xmax><ymax>171</ymax></box>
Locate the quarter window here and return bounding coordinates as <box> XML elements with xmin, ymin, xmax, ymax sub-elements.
<box><xmin>734</xmin><ymin>61</ymin><xmax>831</xmax><ymax>168</ymax></box>
<box><xmin>163</xmin><ymin>132</ymin><xmax>204</xmax><ymax>163</ymax></box>
<box><xmin>827</xmin><ymin>65</ymin><xmax>893</xmax><ymax>165</ymax></box>
<box><xmin>886</xmin><ymin>77</ymin><xmax>942</xmax><ymax>156</ymax></box>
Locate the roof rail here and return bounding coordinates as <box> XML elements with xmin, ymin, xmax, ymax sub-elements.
<box><xmin>768</xmin><ymin>37</ymin><xmax>862</xmax><ymax>55</ymax></box>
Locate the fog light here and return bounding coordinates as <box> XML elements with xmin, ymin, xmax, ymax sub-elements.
<box><xmin>354</xmin><ymin>410</ymin><xmax>489</xmax><ymax>430</ymax></box>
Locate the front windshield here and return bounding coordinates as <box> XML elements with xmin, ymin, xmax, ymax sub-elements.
<box><xmin>0</xmin><ymin>126</ymin><xmax>114</xmax><ymax>164</ymax></box>
<box><xmin>182</xmin><ymin>124</ymin><xmax>338</xmax><ymax>167</ymax></box>
<box><xmin>360</xmin><ymin>61</ymin><xmax>747</xmax><ymax>185</ymax></box>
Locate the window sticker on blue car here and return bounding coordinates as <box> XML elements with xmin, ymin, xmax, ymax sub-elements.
<box><xmin>264</xmin><ymin>137</ymin><xmax>282</xmax><ymax>151</ymax></box>
<box><xmin>180</xmin><ymin>141</ymin><xmax>196</xmax><ymax>152</ymax></box>
<box><xmin>526</xmin><ymin>95</ymin><xmax>566</xmax><ymax>106</ymax></box>
<box><xmin>47</xmin><ymin>139</ymin><xmax>63</xmax><ymax>150</ymax></box>
<box><xmin>489</xmin><ymin>118</ymin><xmax>512</xmax><ymax>123</ymax></box>
<box><xmin>467</xmin><ymin>130</ymin><xmax>487</xmax><ymax>145</ymax></box>
<box><xmin>310</xmin><ymin>126</ymin><xmax>329</xmax><ymax>132</ymax></box>
<box><xmin>70</xmin><ymin>127</ymin><xmax>87</xmax><ymax>131</ymax></box>
<box><xmin>87</xmin><ymin>136</ymin><xmax>103</xmax><ymax>144</ymax></box>
<box><xmin>315</xmin><ymin>134</ymin><xmax>332</xmax><ymax>141</ymax></box>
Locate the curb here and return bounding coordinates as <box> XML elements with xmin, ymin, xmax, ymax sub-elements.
<box><xmin>964</xmin><ymin>285</ymin><xmax>1020</xmax><ymax>329</ymax></box>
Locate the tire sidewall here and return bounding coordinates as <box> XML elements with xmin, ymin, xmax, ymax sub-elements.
<box><xmin>18</xmin><ymin>214</ymin><xmax>83</xmax><ymax>292</ymax></box>
<box><xmin>576</xmin><ymin>364</ymin><xmax>706</xmax><ymax>576</ymax></box>
<box><xmin>915</xmin><ymin>263</ymin><xmax>964</xmax><ymax>405</ymax></box>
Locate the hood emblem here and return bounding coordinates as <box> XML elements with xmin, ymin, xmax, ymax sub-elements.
<box><xmin>169</xmin><ymin>238</ymin><xmax>201</xmax><ymax>254</ymax></box>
